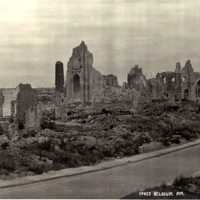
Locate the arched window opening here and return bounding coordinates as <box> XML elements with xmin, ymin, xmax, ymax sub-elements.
<box><xmin>73</xmin><ymin>74</ymin><xmax>80</xmax><ymax>93</ymax></box>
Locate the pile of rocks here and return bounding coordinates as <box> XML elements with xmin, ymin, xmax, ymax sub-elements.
<box><xmin>0</xmin><ymin>100</ymin><xmax>200</xmax><ymax>179</ymax></box>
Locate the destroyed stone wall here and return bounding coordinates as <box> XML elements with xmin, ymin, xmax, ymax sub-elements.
<box><xmin>89</xmin><ymin>67</ymin><xmax>104</xmax><ymax>103</ymax></box>
<box><xmin>181</xmin><ymin>60</ymin><xmax>200</xmax><ymax>101</ymax></box>
<box><xmin>25</xmin><ymin>104</ymin><xmax>40</xmax><ymax>129</ymax></box>
<box><xmin>156</xmin><ymin>71</ymin><xmax>178</xmax><ymax>101</ymax></box>
<box><xmin>65</xmin><ymin>41</ymin><xmax>95</xmax><ymax>103</ymax></box>
<box><xmin>148</xmin><ymin>78</ymin><xmax>164</xmax><ymax>100</ymax></box>
<box><xmin>65</xmin><ymin>41</ymin><xmax>124</xmax><ymax>105</ymax></box>
<box><xmin>126</xmin><ymin>65</ymin><xmax>151</xmax><ymax>106</ymax></box>
<box><xmin>61</xmin><ymin>42</ymin><xmax>146</xmax><ymax>115</ymax></box>
<box><xmin>35</xmin><ymin>88</ymin><xmax>54</xmax><ymax>96</ymax></box>
<box><xmin>181</xmin><ymin>60</ymin><xmax>193</xmax><ymax>100</ymax></box>
<box><xmin>127</xmin><ymin>65</ymin><xmax>147</xmax><ymax>92</ymax></box>
<box><xmin>62</xmin><ymin>42</ymin><xmax>200</xmax><ymax>113</ymax></box>
<box><xmin>103</xmin><ymin>74</ymin><xmax>119</xmax><ymax>87</ymax></box>
<box><xmin>0</xmin><ymin>87</ymin><xmax>55</xmax><ymax>119</ymax></box>
<box><xmin>1</xmin><ymin>88</ymin><xmax>18</xmax><ymax>116</ymax></box>
<box><xmin>152</xmin><ymin>62</ymin><xmax>181</xmax><ymax>102</ymax></box>
<box><xmin>150</xmin><ymin>60</ymin><xmax>200</xmax><ymax>102</ymax></box>
<box><xmin>16</xmin><ymin>84</ymin><xmax>38</xmax><ymax>129</ymax></box>
<box><xmin>124</xmin><ymin>65</ymin><xmax>150</xmax><ymax>102</ymax></box>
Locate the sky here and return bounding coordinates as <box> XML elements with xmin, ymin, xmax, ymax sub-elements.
<box><xmin>0</xmin><ymin>0</ymin><xmax>200</xmax><ymax>88</ymax></box>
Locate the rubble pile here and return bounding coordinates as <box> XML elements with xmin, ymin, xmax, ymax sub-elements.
<box><xmin>139</xmin><ymin>101</ymin><xmax>200</xmax><ymax>144</ymax></box>
<box><xmin>0</xmin><ymin>101</ymin><xmax>200</xmax><ymax>179</ymax></box>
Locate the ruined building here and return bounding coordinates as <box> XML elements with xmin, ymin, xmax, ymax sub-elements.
<box><xmin>55</xmin><ymin>61</ymin><xmax>64</xmax><ymax>93</ymax></box>
<box><xmin>148</xmin><ymin>60</ymin><xmax>200</xmax><ymax>102</ymax></box>
<box><xmin>52</xmin><ymin>40</ymin><xmax>139</xmax><ymax>120</ymax></box>
<box><xmin>64</xmin><ymin>41</ymin><xmax>136</xmax><ymax>107</ymax></box>
<box><xmin>1</xmin><ymin>88</ymin><xmax>18</xmax><ymax>116</ymax></box>
<box><xmin>15</xmin><ymin>84</ymin><xmax>38</xmax><ymax>129</ymax></box>
<box><xmin>2</xmin><ymin>42</ymin><xmax>200</xmax><ymax>127</ymax></box>
<box><xmin>65</xmin><ymin>41</ymin><xmax>104</xmax><ymax>104</ymax></box>
<box><xmin>153</xmin><ymin>64</ymin><xmax>182</xmax><ymax>101</ymax></box>
<box><xmin>103</xmin><ymin>74</ymin><xmax>119</xmax><ymax>87</ymax></box>
<box><xmin>182</xmin><ymin>60</ymin><xmax>194</xmax><ymax>100</ymax></box>
<box><xmin>9</xmin><ymin>84</ymin><xmax>55</xmax><ymax>129</ymax></box>
<box><xmin>3</xmin><ymin>41</ymin><xmax>200</xmax><ymax>129</ymax></box>
<box><xmin>127</xmin><ymin>65</ymin><xmax>147</xmax><ymax>92</ymax></box>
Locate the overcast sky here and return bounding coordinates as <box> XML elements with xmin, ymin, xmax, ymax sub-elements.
<box><xmin>0</xmin><ymin>0</ymin><xmax>200</xmax><ymax>87</ymax></box>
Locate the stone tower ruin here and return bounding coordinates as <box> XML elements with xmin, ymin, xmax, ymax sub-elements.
<box><xmin>175</xmin><ymin>62</ymin><xmax>182</xmax><ymax>101</ymax></box>
<box><xmin>55</xmin><ymin>61</ymin><xmax>64</xmax><ymax>93</ymax></box>
<box><xmin>181</xmin><ymin>60</ymin><xmax>194</xmax><ymax>100</ymax></box>
<box><xmin>127</xmin><ymin>65</ymin><xmax>147</xmax><ymax>91</ymax></box>
<box><xmin>65</xmin><ymin>41</ymin><xmax>94</xmax><ymax>104</ymax></box>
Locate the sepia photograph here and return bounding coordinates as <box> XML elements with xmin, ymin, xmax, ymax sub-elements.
<box><xmin>0</xmin><ymin>0</ymin><xmax>200</xmax><ymax>199</ymax></box>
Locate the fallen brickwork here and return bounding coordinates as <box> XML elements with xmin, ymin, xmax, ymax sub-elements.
<box><xmin>0</xmin><ymin>101</ymin><xmax>200</xmax><ymax>180</ymax></box>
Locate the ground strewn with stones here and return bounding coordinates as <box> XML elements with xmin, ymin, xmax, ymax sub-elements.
<box><xmin>0</xmin><ymin>101</ymin><xmax>200</xmax><ymax>180</ymax></box>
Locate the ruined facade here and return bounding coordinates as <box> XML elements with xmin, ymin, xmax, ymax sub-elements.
<box><xmin>149</xmin><ymin>60</ymin><xmax>200</xmax><ymax>102</ymax></box>
<box><xmin>64</xmin><ymin>41</ymin><xmax>138</xmax><ymax>107</ymax></box>
<box><xmin>127</xmin><ymin>65</ymin><xmax>147</xmax><ymax>92</ymax></box>
<box><xmin>16</xmin><ymin>84</ymin><xmax>38</xmax><ymax>129</ymax></box>
<box><xmin>1</xmin><ymin>88</ymin><xmax>19</xmax><ymax>116</ymax></box>
<box><xmin>154</xmin><ymin>69</ymin><xmax>181</xmax><ymax>101</ymax></box>
<box><xmin>3</xmin><ymin>42</ymin><xmax>199</xmax><ymax>129</ymax></box>
<box><xmin>103</xmin><ymin>74</ymin><xmax>119</xmax><ymax>87</ymax></box>
<box><xmin>10</xmin><ymin>85</ymin><xmax>55</xmax><ymax>129</ymax></box>
<box><xmin>51</xmin><ymin>41</ymin><xmax>140</xmax><ymax>120</ymax></box>
<box><xmin>180</xmin><ymin>60</ymin><xmax>199</xmax><ymax>101</ymax></box>
<box><xmin>65</xmin><ymin>41</ymin><xmax>104</xmax><ymax>104</ymax></box>
<box><xmin>148</xmin><ymin>78</ymin><xmax>164</xmax><ymax>100</ymax></box>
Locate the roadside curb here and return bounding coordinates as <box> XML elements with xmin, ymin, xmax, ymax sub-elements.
<box><xmin>1</xmin><ymin>139</ymin><xmax>200</xmax><ymax>189</ymax></box>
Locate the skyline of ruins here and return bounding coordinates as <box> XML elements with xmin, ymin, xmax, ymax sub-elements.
<box><xmin>0</xmin><ymin>0</ymin><xmax>200</xmax><ymax>88</ymax></box>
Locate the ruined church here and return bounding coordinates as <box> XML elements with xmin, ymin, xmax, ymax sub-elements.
<box><xmin>148</xmin><ymin>60</ymin><xmax>200</xmax><ymax>102</ymax></box>
<box><xmin>55</xmin><ymin>41</ymin><xmax>200</xmax><ymax>106</ymax></box>
<box><xmin>65</xmin><ymin>41</ymin><xmax>104</xmax><ymax>104</ymax></box>
<box><xmin>55</xmin><ymin>41</ymin><xmax>130</xmax><ymax>107</ymax></box>
<box><xmin>1</xmin><ymin>41</ymin><xmax>200</xmax><ymax>130</ymax></box>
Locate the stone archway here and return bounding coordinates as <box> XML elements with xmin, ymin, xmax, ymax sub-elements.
<box><xmin>73</xmin><ymin>74</ymin><xmax>81</xmax><ymax>94</ymax></box>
